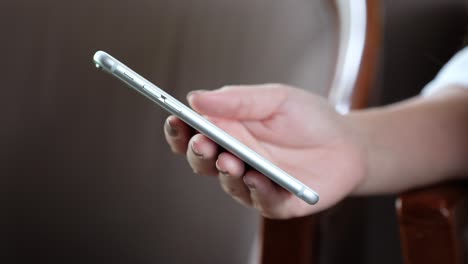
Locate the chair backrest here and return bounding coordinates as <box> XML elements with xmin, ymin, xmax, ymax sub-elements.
<box><xmin>397</xmin><ymin>183</ymin><xmax>468</xmax><ymax>264</ymax></box>
<box><xmin>328</xmin><ymin>0</ymin><xmax>380</xmax><ymax>112</ymax></box>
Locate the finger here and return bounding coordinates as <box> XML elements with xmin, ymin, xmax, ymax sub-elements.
<box><xmin>215</xmin><ymin>152</ymin><xmax>251</xmax><ymax>206</ymax></box>
<box><xmin>164</xmin><ymin>115</ymin><xmax>193</xmax><ymax>154</ymax></box>
<box><xmin>243</xmin><ymin>171</ymin><xmax>293</xmax><ymax>219</ymax></box>
<box><xmin>187</xmin><ymin>84</ymin><xmax>291</xmax><ymax>120</ymax></box>
<box><xmin>187</xmin><ymin>134</ymin><xmax>219</xmax><ymax>176</ymax></box>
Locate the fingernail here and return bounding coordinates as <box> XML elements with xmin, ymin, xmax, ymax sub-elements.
<box><xmin>165</xmin><ymin>118</ymin><xmax>178</xmax><ymax>137</ymax></box>
<box><xmin>191</xmin><ymin>141</ymin><xmax>204</xmax><ymax>158</ymax></box>
<box><xmin>215</xmin><ymin>160</ymin><xmax>229</xmax><ymax>175</ymax></box>
<box><xmin>187</xmin><ymin>90</ymin><xmax>208</xmax><ymax>101</ymax></box>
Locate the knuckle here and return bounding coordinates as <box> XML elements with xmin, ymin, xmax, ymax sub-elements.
<box><xmin>170</xmin><ymin>146</ymin><xmax>180</xmax><ymax>154</ymax></box>
<box><xmin>254</xmin><ymin>201</ymin><xmax>284</xmax><ymax>219</ymax></box>
<box><xmin>219</xmin><ymin>85</ymin><xmax>235</xmax><ymax>91</ymax></box>
<box><xmin>226</xmin><ymin>186</ymin><xmax>238</xmax><ymax>196</ymax></box>
<box><xmin>261</xmin><ymin>208</ymin><xmax>284</xmax><ymax>219</ymax></box>
<box><xmin>232</xmin><ymin>196</ymin><xmax>252</xmax><ymax>208</ymax></box>
<box><xmin>191</xmin><ymin>168</ymin><xmax>213</xmax><ymax>176</ymax></box>
<box><xmin>267</xmin><ymin>83</ymin><xmax>286</xmax><ymax>91</ymax></box>
<box><xmin>270</xmin><ymin>83</ymin><xmax>283</xmax><ymax>88</ymax></box>
<box><xmin>221</xmin><ymin>182</ymin><xmax>238</xmax><ymax>196</ymax></box>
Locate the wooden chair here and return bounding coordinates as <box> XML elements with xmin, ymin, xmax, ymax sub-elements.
<box><xmin>398</xmin><ymin>183</ymin><xmax>468</xmax><ymax>264</ymax></box>
<box><xmin>258</xmin><ymin>0</ymin><xmax>468</xmax><ymax>263</ymax></box>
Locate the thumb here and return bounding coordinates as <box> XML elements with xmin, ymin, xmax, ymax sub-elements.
<box><xmin>187</xmin><ymin>84</ymin><xmax>290</xmax><ymax>120</ymax></box>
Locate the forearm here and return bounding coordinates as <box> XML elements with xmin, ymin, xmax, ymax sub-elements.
<box><xmin>348</xmin><ymin>87</ymin><xmax>468</xmax><ymax>195</ymax></box>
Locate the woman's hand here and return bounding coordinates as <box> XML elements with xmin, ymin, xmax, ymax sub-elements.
<box><xmin>164</xmin><ymin>84</ymin><xmax>367</xmax><ymax>219</ymax></box>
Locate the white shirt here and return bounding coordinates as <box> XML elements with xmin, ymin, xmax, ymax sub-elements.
<box><xmin>422</xmin><ymin>47</ymin><xmax>468</xmax><ymax>96</ymax></box>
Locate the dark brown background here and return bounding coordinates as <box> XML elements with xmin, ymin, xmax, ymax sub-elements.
<box><xmin>1</xmin><ymin>1</ymin><xmax>334</xmax><ymax>263</ymax></box>
<box><xmin>2</xmin><ymin>0</ymin><xmax>467</xmax><ymax>263</ymax></box>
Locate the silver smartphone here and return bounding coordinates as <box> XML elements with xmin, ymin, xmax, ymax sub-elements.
<box><xmin>93</xmin><ymin>51</ymin><xmax>319</xmax><ymax>205</ymax></box>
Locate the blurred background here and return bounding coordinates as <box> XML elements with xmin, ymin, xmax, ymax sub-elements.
<box><xmin>1</xmin><ymin>0</ymin><xmax>466</xmax><ymax>263</ymax></box>
<box><xmin>2</xmin><ymin>1</ymin><xmax>334</xmax><ymax>263</ymax></box>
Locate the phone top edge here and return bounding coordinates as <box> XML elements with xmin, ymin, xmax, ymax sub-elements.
<box><xmin>93</xmin><ymin>51</ymin><xmax>116</xmax><ymax>72</ymax></box>
<box><xmin>92</xmin><ymin>50</ymin><xmax>320</xmax><ymax>205</ymax></box>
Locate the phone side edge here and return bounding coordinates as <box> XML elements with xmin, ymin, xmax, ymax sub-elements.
<box><xmin>92</xmin><ymin>51</ymin><xmax>320</xmax><ymax>205</ymax></box>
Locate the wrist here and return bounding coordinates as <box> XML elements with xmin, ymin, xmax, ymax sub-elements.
<box><xmin>341</xmin><ymin>110</ymin><xmax>376</xmax><ymax>195</ymax></box>
<box><xmin>342</xmin><ymin>91</ymin><xmax>468</xmax><ymax>194</ymax></box>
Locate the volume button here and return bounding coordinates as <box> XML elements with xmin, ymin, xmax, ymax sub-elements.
<box><xmin>123</xmin><ymin>71</ymin><xmax>134</xmax><ymax>81</ymax></box>
<box><xmin>164</xmin><ymin>99</ymin><xmax>182</xmax><ymax>113</ymax></box>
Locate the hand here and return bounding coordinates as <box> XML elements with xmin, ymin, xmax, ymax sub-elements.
<box><xmin>164</xmin><ymin>84</ymin><xmax>367</xmax><ymax>219</ymax></box>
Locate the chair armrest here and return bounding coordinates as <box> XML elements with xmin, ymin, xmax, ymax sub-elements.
<box><xmin>397</xmin><ymin>182</ymin><xmax>468</xmax><ymax>264</ymax></box>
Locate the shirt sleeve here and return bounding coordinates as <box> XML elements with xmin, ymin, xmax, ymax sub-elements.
<box><xmin>421</xmin><ymin>46</ymin><xmax>468</xmax><ymax>96</ymax></box>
